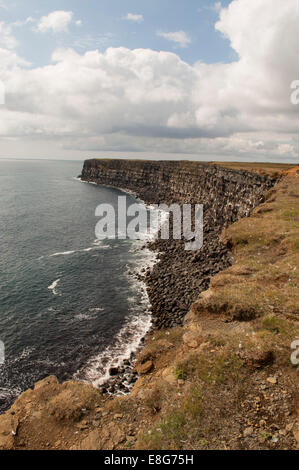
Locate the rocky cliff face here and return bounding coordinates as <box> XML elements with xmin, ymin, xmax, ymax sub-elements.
<box><xmin>81</xmin><ymin>159</ymin><xmax>277</xmax><ymax>329</ymax></box>
<box><xmin>81</xmin><ymin>159</ymin><xmax>277</xmax><ymax>228</ymax></box>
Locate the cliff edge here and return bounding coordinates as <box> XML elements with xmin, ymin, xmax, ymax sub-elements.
<box><xmin>0</xmin><ymin>162</ymin><xmax>298</xmax><ymax>450</ymax></box>
<box><xmin>81</xmin><ymin>160</ymin><xmax>277</xmax><ymax>329</ymax></box>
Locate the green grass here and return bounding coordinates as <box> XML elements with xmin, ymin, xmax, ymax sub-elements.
<box><xmin>261</xmin><ymin>316</ymin><xmax>297</xmax><ymax>338</ymax></box>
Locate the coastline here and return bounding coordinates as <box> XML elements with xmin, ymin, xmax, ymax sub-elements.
<box><xmin>1</xmin><ymin>163</ymin><xmax>298</xmax><ymax>451</ymax></box>
<box><xmin>77</xmin><ymin>163</ymin><xmax>279</xmax><ymax>394</ymax></box>
<box><xmin>75</xmin><ymin>176</ymin><xmax>163</xmax><ymax>395</ymax></box>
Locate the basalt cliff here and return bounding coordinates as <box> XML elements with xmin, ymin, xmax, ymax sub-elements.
<box><xmin>0</xmin><ymin>161</ymin><xmax>298</xmax><ymax>451</ymax></box>
<box><xmin>81</xmin><ymin>159</ymin><xmax>277</xmax><ymax>329</ymax></box>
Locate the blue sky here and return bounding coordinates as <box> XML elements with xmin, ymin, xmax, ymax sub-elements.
<box><xmin>2</xmin><ymin>0</ymin><xmax>235</xmax><ymax>67</ymax></box>
<box><xmin>0</xmin><ymin>0</ymin><xmax>298</xmax><ymax>162</ymax></box>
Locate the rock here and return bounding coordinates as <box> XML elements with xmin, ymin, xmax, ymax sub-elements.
<box><xmin>156</xmin><ymin>339</ymin><xmax>173</xmax><ymax>350</ymax></box>
<box><xmin>267</xmin><ymin>376</ymin><xmax>277</xmax><ymax>385</ymax></box>
<box><xmin>34</xmin><ymin>375</ymin><xmax>59</xmax><ymax>390</ymax></box>
<box><xmin>81</xmin><ymin>159</ymin><xmax>276</xmax><ymax>330</ymax></box>
<box><xmin>0</xmin><ymin>415</ymin><xmax>15</xmax><ymax>450</ymax></box>
<box><xmin>114</xmin><ymin>414</ymin><xmax>123</xmax><ymax>420</ymax></box>
<box><xmin>76</xmin><ymin>430</ymin><xmax>102</xmax><ymax>450</ymax></box>
<box><xmin>109</xmin><ymin>367</ymin><xmax>119</xmax><ymax>376</ymax></box>
<box><xmin>136</xmin><ymin>360</ymin><xmax>153</xmax><ymax>375</ymax></box>
<box><xmin>183</xmin><ymin>331</ymin><xmax>203</xmax><ymax>349</ymax></box>
<box><xmin>109</xmin><ymin>425</ymin><xmax>126</xmax><ymax>446</ymax></box>
<box><xmin>293</xmin><ymin>430</ymin><xmax>299</xmax><ymax>443</ymax></box>
<box><xmin>162</xmin><ymin>367</ymin><xmax>177</xmax><ymax>384</ymax></box>
<box><xmin>243</xmin><ymin>427</ymin><xmax>254</xmax><ymax>437</ymax></box>
<box><xmin>76</xmin><ymin>423</ymin><xmax>88</xmax><ymax>430</ymax></box>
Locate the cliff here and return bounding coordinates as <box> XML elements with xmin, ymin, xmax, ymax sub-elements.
<box><xmin>0</xmin><ymin>162</ymin><xmax>298</xmax><ymax>450</ymax></box>
<box><xmin>81</xmin><ymin>159</ymin><xmax>277</xmax><ymax>329</ymax></box>
<box><xmin>81</xmin><ymin>159</ymin><xmax>276</xmax><ymax>223</ymax></box>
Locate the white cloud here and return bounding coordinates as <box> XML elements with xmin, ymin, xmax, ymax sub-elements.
<box><xmin>277</xmin><ymin>144</ymin><xmax>296</xmax><ymax>157</ymax></box>
<box><xmin>198</xmin><ymin>2</ymin><xmax>222</xmax><ymax>15</ymax></box>
<box><xmin>0</xmin><ymin>48</ymin><xmax>30</xmax><ymax>71</ymax></box>
<box><xmin>37</xmin><ymin>11</ymin><xmax>74</xmax><ymax>33</ymax></box>
<box><xmin>213</xmin><ymin>2</ymin><xmax>222</xmax><ymax>12</ymax></box>
<box><xmin>0</xmin><ymin>22</ymin><xmax>18</xmax><ymax>49</ymax></box>
<box><xmin>123</xmin><ymin>13</ymin><xmax>144</xmax><ymax>23</ymax></box>
<box><xmin>0</xmin><ymin>0</ymin><xmax>299</xmax><ymax>162</ymax></box>
<box><xmin>0</xmin><ymin>22</ymin><xmax>30</xmax><ymax>71</ymax></box>
<box><xmin>12</xmin><ymin>17</ymin><xmax>35</xmax><ymax>28</ymax></box>
<box><xmin>157</xmin><ymin>30</ymin><xmax>191</xmax><ymax>48</ymax></box>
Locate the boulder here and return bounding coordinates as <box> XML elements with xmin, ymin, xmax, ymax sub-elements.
<box><xmin>136</xmin><ymin>360</ymin><xmax>153</xmax><ymax>375</ymax></box>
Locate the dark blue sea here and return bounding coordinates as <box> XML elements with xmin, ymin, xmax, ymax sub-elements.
<box><xmin>0</xmin><ymin>159</ymin><xmax>155</xmax><ymax>412</ymax></box>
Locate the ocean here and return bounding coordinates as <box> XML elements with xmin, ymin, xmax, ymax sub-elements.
<box><xmin>0</xmin><ymin>158</ymin><xmax>156</xmax><ymax>413</ymax></box>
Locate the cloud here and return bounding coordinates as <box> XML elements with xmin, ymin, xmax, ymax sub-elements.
<box><xmin>36</xmin><ymin>11</ymin><xmax>74</xmax><ymax>33</ymax></box>
<box><xmin>213</xmin><ymin>2</ymin><xmax>222</xmax><ymax>12</ymax></box>
<box><xmin>0</xmin><ymin>22</ymin><xmax>18</xmax><ymax>49</ymax></box>
<box><xmin>0</xmin><ymin>48</ymin><xmax>30</xmax><ymax>71</ymax></box>
<box><xmin>123</xmin><ymin>13</ymin><xmax>144</xmax><ymax>23</ymax></box>
<box><xmin>63</xmin><ymin>33</ymin><xmax>114</xmax><ymax>51</ymax></box>
<box><xmin>157</xmin><ymin>30</ymin><xmax>191</xmax><ymax>48</ymax></box>
<box><xmin>198</xmin><ymin>2</ymin><xmax>222</xmax><ymax>15</ymax></box>
<box><xmin>12</xmin><ymin>17</ymin><xmax>35</xmax><ymax>28</ymax></box>
<box><xmin>277</xmin><ymin>144</ymin><xmax>296</xmax><ymax>157</ymax></box>
<box><xmin>0</xmin><ymin>0</ymin><xmax>299</xmax><ymax>162</ymax></box>
<box><xmin>0</xmin><ymin>22</ymin><xmax>30</xmax><ymax>70</ymax></box>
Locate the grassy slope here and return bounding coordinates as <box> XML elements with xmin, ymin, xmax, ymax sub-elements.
<box><xmin>209</xmin><ymin>161</ymin><xmax>296</xmax><ymax>175</ymax></box>
<box><xmin>133</xmin><ymin>166</ymin><xmax>299</xmax><ymax>450</ymax></box>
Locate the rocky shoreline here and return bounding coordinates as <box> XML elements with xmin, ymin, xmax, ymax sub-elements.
<box><xmin>80</xmin><ymin>159</ymin><xmax>279</xmax><ymax>395</ymax></box>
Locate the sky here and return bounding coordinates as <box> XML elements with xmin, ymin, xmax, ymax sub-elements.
<box><xmin>0</xmin><ymin>0</ymin><xmax>298</xmax><ymax>162</ymax></box>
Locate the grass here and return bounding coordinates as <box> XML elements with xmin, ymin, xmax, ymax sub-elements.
<box><xmin>137</xmin><ymin>410</ymin><xmax>186</xmax><ymax>450</ymax></box>
<box><xmin>182</xmin><ymin>386</ymin><xmax>202</xmax><ymax>419</ymax></box>
<box><xmin>144</xmin><ymin>387</ymin><xmax>163</xmax><ymax>414</ymax></box>
<box><xmin>134</xmin><ymin>168</ymin><xmax>299</xmax><ymax>450</ymax></box>
<box><xmin>174</xmin><ymin>344</ymin><xmax>244</xmax><ymax>386</ymax></box>
<box><xmin>174</xmin><ymin>363</ymin><xmax>189</xmax><ymax>381</ymax></box>
<box><xmin>213</xmin><ymin>169</ymin><xmax>299</xmax><ymax>320</ymax></box>
<box><xmin>194</xmin><ymin>286</ymin><xmax>265</xmax><ymax>321</ymax></box>
<box><xmin>138</xmin><ymin>341</ymin><xmax>246</xmax><ymax>450</ymax></box>
<box><xmin>135</xmin><ymin>167</ymin><xmax>299</xmax><ymax>450</ymax></box>
<box><xmin>261</xmin><ymin>316</ymin><xmax>297</xmax><ymax>337</ymax></box>
<box><xmin>137</xmin><ymin>385</ymin><xmax>203</xmax><ymax>450</ymax></box>
<box><xmin>293</xmin><ymin>239</ymin><xmax>299</xmax><ymax>252</ymax></box>
<box><xmin>138</xmin><ymin>168</ymin><xmax>299</xmax><ymax>450</ymax></box>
